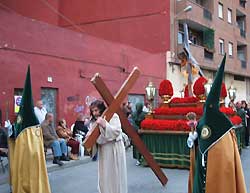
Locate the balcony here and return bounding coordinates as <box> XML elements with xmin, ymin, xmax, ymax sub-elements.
<box><xmin>176</xmin><ymin>0</ymin><xmax>213</xmax><ymax>27</ymax></box>
<box><xmin>235</xmin><ymin>27</ymin><xmax>247</xmax><ymax>42</ymax></box>
<box><xmin>240</xmin><ymin>29</ymin><xmax>246</xmax><ymax>38</ymax></box>
<box><xmin>177</xmin><ymin>44</ymin><xmax>213</xmax><ymax>68</ymax></box>
<box><xmin>178</xmin><ymin>22</ymin><xmax>214</xmax><ymax>51</ymax></box>
<box><xmin>237</xmin><ymin>44</ymin><xmax>247</xmax><ymax>69</ymax></box>
<box><xmin>236</xmin><ymin>10</ymin><xmax>246</xmax><ymax>41</ymax></box>
<box><xmin>233</xmin><ymin>60</ymin><xmax>247</xmax><ymax>75</ymax></box>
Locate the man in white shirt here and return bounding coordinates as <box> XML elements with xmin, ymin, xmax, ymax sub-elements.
<box><xmin>34</xmin><ymin>100</ymin><xmax>47</xmax><ymax>124</ymax></box>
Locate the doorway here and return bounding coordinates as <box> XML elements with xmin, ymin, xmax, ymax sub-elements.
<box><xmin>41</xmin><ymin>88</ymin><xmax>58</xmax><ymax>127</ymax></box>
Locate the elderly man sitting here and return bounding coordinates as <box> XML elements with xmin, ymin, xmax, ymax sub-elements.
<box><xmin>41</xmin><ymin>113</ymin><xmax>70</xmax><ymax>166</ymax></box>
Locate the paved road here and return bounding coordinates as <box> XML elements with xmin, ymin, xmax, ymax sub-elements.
<box><xmin>1</xmin><ymin>148</ymin><xmax>250</xmax><ymax>193</ymax></box>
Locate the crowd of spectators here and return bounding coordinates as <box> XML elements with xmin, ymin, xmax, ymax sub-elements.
<box><xmin>0</xmin><ymin>99</ymin><xmax>151</xmax><ymax>167</ymax></box>
<box><xmin>228</xmin><ymin>100</ymin><xmax>250</xmax><ymax>148</ymax></box>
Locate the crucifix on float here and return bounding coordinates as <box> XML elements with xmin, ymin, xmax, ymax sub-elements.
<box><xmin>84</xmin><ymin>67</ymin><xmax>168</xmax><ymax>186</ymax></box>
<box><xmin>178</xmin><ymin>22</ymin><xmax>205</xmax><ymax>96</ymax></box>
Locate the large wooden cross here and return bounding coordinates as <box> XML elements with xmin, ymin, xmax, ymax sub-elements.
<box><xmin>84</xmin><ymin>67</ymin><xmax>168</xmax><ymax>186</ymax></box>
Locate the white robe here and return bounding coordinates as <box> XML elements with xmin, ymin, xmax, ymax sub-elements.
<box><xmin>90</xmin><ymin>113</ymin><xmax>127</xmax><ymax>193</ymax></box>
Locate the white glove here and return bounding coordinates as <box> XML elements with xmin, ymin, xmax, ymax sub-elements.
<box><xmin>187</xmin><ymin>131</ymin><xmax>198</xmax><ymax>148</ymax></box>
<box><xmin>4</xmin><ymin>120</ymin><xmax>13</xmax><ymax>137</ymax></box>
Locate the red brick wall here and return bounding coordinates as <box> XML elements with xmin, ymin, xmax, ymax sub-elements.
<box><xmin>0</xmin><ymin>10</ymin><xmax>166</xmax><ymax>125</ymax></box>
<box><xmin>1</xmin><ymin>0</ymin><xmax>170</xmax><ymax>53</ymax></box>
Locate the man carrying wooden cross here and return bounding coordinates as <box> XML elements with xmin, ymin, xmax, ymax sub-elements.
<box><xmin>87</xmin><ymin>100</ymin><xmax>127</xmax><ymax>193</ymax></box>
<box><xmin>84</xmin><ymin>67</ymin><xmax>167</xmax><ymax>193</ymax></box>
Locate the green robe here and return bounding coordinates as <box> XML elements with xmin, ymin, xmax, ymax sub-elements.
<box><xmin>193</xmin><ymin>130</ymin><xmax>246</xmax><ymax>193</ymax></box>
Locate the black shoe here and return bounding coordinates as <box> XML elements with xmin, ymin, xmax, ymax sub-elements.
<box><xmin>0</xmin><ymin>151</ymin><xmax>7</xmax><ymax>157</ymax></box>
<box><xmin>53</xmin><ymin>157</ymin><xmax>64</xmax><ymax>166</ymax></box>
<box><xmin>92</xmin><ymin>153</ymin><xmax>98</xmax><ymax>161</ymax></box>
<box><xmin>60</xmin><ymin>154</ymin><xmax>70</xmax><ymax>161</ymax></box>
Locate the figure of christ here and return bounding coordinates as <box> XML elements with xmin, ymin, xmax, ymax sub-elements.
<box><xmin>178</xmin><ymin>51</ymin><xmax>197</xmax><ymax>97</ymax></box>
<box><xmin>178</xmin><ymin>22</ymin><xmax>205</xmax><ymax>97</ymax></box>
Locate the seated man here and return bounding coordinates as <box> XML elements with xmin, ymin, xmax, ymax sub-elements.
<box><xmin>41</xmin><ymin>113</ymin><xmax>70</xmax><ymax>166</ymax></box>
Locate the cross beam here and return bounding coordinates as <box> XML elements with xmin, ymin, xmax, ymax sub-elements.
<box><xmin>84</xmin><ymin>67</ymin><xmax>168</xmax><ymax>186</ymax></box>
<box><xmin>84</xmin><ymin>67</ymin><xmax>140</xmax><ymax>149</ymax></box>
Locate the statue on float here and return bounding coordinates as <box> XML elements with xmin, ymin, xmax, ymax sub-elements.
<box><xmin>177</xmin><ymin>22</ymin><xmax>205</xmax><ymax>97</ymax></box>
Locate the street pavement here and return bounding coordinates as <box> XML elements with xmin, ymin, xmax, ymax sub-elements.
<box><xmin>1</xmin><ymin>147</ymin><xmax>250</xmax><ymax>193</ymax></box>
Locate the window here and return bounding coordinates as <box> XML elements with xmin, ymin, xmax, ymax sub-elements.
<box><xmin>219</xmin><ymin>39</ymin><xmax>224</xmax><ymax>54</ymax></box>
<box><xmin>204</xmin><ymin>8</ymin><xmax>212</xmax><ymax>20</ymax></box>
<box><xmin>218</xmin><ymin>3</ymin><xmax>223</xmax><ymax>19</ymax></box>
<box><xmin>240</xmin><ymin>0</ymin><xmax>246</xmax><ymax>8</ymax></box>
<box><xmin>234</xmin><ymin>75</ymin><xmax>245</xmax><ymax>81</ymax></box>
<box><xmin>228</xmin><ymin>42</ymin><xmax>233</xmax><ymax>56</ymax></box>
<box><xmin>227</xmin><ymin>9</ymin><xmax>232</xmax><ymax>23</ymax></box>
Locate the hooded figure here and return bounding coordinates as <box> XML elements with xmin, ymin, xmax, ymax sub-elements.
<box><xmin>191</xmin><ymin>55</ymin><xmax>247</xmax><ymax>193</ymax></box>
<box><xmin>130</xmin><ymin>103</ymin><xmax>146</xmax><ymax>164</ymax></box>
<box><xmin>130</xmin><ymin>103</ymin><xmax>146</xmax><ymax>131</ymax></box>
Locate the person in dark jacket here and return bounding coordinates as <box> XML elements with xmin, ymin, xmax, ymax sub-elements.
<box><xmin>236</xmin><ymin>101</ymin><xmax>247</xmax><ymax>148</ymax></box>
<box><xmin>130</xmin><ymin>103</ymin><xmax>146</xmax><ymax>130</ymax></box>
<box><xmin>0</xmin><ymin>123</ymin><xmax>8</xmax><ymax>156</ymax></box>
<box><xmin>73</xmin><ymin>113</ymin><xmax>89</xmax><ymax>140</ymax></box>
<box><xmin>130</xmin><ymin>103</ymin><xmax>146</xmax><ymax>165</ymax></box>
<box><xmin>241</xmin><ymin>100</ymin><xmax>250</xmax><ymax>147</ymax></box>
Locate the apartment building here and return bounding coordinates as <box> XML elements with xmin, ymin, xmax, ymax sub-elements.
<box><xmin>168</xmin><ymin>0</ymin><xmax>250</xmax><ymax>103</ymax></box>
